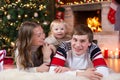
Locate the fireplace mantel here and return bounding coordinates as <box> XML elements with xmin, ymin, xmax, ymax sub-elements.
<box><xmin>62</xmin><ymin>1</ymin><xmax>111</xmax><ymax>11</ymax></box>
<box><xmin>63</xmin><ymin>2</ymin><xmax>101</xmax><ymax>11</ymax></box>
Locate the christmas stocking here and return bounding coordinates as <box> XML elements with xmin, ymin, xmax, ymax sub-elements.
<box><xmin>108</xmin><ymin>0</ymin><xmax>118</xmax><ymax>24</ymax></box>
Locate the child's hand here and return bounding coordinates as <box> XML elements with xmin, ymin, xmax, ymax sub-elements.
<box><xmin>36</xmin><ymin>63</ymin><xmax>50</xmax><ymax>72</ymax></box>
<box><xmin>76</xmin><ymin>68</ymin><xmax>103</xmax><ymax>80</ymax></box>
<box><xmin>49</xmin><ymin>44</ymin><xmax>56</xmax><ymax>55</ymax></box>
<box><xmin>42</xmin><ymin>43</ymin><xmax>53</xmax><ymax>63</ymax></box>
<box><xmin>54</xmin><ymin>66</ymin><xmax>71</xmax><ymax>73</ymax></box>
<box><xmin>42</xmin><ymin>43</ymin><xmax>52</xmax><ymax>59</ymax></box>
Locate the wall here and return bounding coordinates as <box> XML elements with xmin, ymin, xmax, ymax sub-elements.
<box><xmin>94</xmin><ymin>2</ymin><xmax>119</xmax><ymax>51</ymax></box>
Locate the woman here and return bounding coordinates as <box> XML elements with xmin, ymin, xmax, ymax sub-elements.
<box><xmin>15</xmin><ymin>21</ymin><xmax>55</xmax><ymax>72</ymax></box>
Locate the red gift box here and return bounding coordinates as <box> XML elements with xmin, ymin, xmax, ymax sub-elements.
<box><xmin>4</xmin><ymin>57</ymin><xmax>14</xmax><ymax>65</ymax></box>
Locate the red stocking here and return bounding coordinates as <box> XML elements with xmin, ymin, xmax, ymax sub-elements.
<box><xmin>108</xmin><ymin>0</ymin><xmax>118</xmax><ymax>24</ymax></box>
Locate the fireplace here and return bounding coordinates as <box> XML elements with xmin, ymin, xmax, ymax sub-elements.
<box><xmin>74</xmin><ymin>9</ymin><xmax>102</xmax><ymax>32</ymax></box>
<box><xmin>63</xmin><ymin>1</ymin><xmax>119</xmax><ymax>51</ymax></box>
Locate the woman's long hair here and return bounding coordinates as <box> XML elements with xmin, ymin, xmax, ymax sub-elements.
<box><xmin>16</xmin><ymin>21</ymin><xmax>43</xmax><ymax>69</ymax></box>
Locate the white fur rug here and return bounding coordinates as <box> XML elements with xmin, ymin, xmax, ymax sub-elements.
<box><xmin>0</xmin><ymin>69</ymin><xmax>120</xmax><ymax>80</ymax></box>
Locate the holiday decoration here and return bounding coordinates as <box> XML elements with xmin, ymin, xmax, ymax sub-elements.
<box><xmin>55</xmin><ymin>7</ymin><xmax>65</xmax><ymax>20</ymax></box>
<box><xmin>34</xmin><ymin>12</ymin><xmax>39</xmax><ymax>18</ymax></box>
<box><xmin>55</xmin><ymin>0</ymin><xmax>111</xmax><ymax>20</ymax></box>
<box><xmin>58</xmin><ymin>0</ymin><xmax>111</xmax><ymax>5</ymax></box>
<box><xmin>108</xmin><ymin>0</ymin><xmax>118</xmax><ymax>24</ymax></box>
<box><xmin>0</xmin><ymin>50</ymin><xmax>6</xmax><ymax>71</ymax></box>
<box><xmin>56</xmin><ymin>0</ymin><xmax>60</xmax><ymax>3</ymax></box>
<box><xmin>55</xmin><ymin>0</ymin><xmax>65</xmax><ymax>20</ymax></box>
<box><xmin>0</xmin><ymin>0</ymin><xmax>50</xmax><ymax>55</ymax></box>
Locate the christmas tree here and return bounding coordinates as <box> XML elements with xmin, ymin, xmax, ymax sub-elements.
<box><xmin>0</xmin><ymin>0</ymin><xmax>51</xmax><ymax>54</ymax></box>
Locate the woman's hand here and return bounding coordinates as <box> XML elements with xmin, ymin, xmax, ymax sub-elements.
<box><xmin>54</xmin><ymin>66</ymin><xmax>71</xmax><ymax>73</ymax></box>
<box><xmin>76</xmin><ymin>68</ymin><xmax>103</xmax><ymax>80</ymax></box>
<box><xmin>36</xmin><ymin>63</ymin><xmax>50</xmax><ymax>72</ymax></box>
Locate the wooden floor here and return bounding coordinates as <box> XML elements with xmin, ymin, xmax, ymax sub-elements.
<box><xmin>105</xmin><ymin>58</ymin><xmax>120</xmax><ymax>73</ymax></box>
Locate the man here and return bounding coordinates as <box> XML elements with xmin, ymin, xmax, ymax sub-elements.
<box><xmin>49</xmin><ymin>24</ymin><xmax>109</xmax><ymax>80</ymax></box>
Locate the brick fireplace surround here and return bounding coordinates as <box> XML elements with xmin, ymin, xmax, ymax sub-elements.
<box><xmin>63</xmin><ymin>1</ymin><xmax>120</xmax><ymax>51</ymax></box>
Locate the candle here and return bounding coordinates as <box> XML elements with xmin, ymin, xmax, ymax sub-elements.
<box><xmin>101</xmin><ymin>49</ymin><xmax>104</xmax><ymax>57</ymax></box>
<box><xmin>104</xmin><ymin>48</ymin><xmax>108</xmax><ymax>58</ymax></box>
<box><xmin>109</xmin><ymin>51</ymin><xmax>114</xmax><ymax>58</ymax></box>
<box><xmin>114</xmin><ymin>48</ymin><xmax>119</xmax><ymax>58</ymax></box>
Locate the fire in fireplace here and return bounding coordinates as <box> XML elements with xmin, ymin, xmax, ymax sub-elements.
<box><xmin>74</xmin><ymin>9</ymin><xmax>102</xmax><ymax>32</ymax></box>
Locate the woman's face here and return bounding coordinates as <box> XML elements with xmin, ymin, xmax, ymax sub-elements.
<box><xmin>31</xmin><ymin>26</ymin><xmax>45</xmax><ymax>46</ymax></box>
<box><xmin>52</xmin><ymin>24</ymin><xmax>66</xmax><ymax>39</ymax></box>
<box><xmin>71</xmin><ymin>35</ymin><xmax>91</xmax><ymax>56</ymax></box>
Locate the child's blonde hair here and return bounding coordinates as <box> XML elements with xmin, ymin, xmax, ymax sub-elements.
<box><xmin>49</xmin><ymin>19</ymin><xmax>68</xmax><ymax>36</ymax></box>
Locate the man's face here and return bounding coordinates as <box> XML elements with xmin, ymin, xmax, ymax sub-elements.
<box><xmin>71</xmin><ymin>35</ymin><xmax>91</xmax><ymax>56</ymax></box>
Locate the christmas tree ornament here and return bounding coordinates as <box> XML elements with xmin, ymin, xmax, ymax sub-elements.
<box><xmin>34</xmin><ymin>12</ymin><xmax>38</xmax><ymax>17</ymax></box>
<box><xmin>55</xmin><ymin>6</ymin><xmax>65</xmax><ymax>20</ymax></box>
<box><xmin>56</xmin><ymin>0</ymin><xmax>60</xmax><ymax>3</ymax></box>
<box><xmin>7</xmin><ymin>14</ymin><xmax>11</xmax><ymax>20</ymax></box>
<box><xmin>55</xmin><ymin>0</ymin><xmax>65</xmax><ymax>20</ymax></box>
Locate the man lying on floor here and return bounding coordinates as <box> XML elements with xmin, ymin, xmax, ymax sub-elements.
<box><xmin>49</xmin><ymin>24</ymin><xmax>110</xmax><ymax>80</ymax></box>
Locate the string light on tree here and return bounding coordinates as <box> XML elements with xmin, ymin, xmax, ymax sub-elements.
<box><xmin>7</xmin><ymin>14</ymin><xmax>11</xmax><ymax>20</ymax></box>
<box><xmin>18</xmin><ymin>15</ymin><xmax>21</xmax><ymax>19</ymax></box>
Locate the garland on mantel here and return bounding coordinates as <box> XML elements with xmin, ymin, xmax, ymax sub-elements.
<box><xmin>57</xmin><ymin>0</ymin><xmax>111</xmax><ymax>5</ymax></box>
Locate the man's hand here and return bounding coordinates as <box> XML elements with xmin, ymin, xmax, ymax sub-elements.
<box><xmin>76</xmin><ymin>68</ymin><xmax>103</xmax><ymax>80</ymax></box>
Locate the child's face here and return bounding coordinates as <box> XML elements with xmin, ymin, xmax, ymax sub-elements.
<box><xmin>71</xmin><ymin>35</ymin><xmax>91</xmax><ymax>56</ymax></box>
<box><xmin>31</xmin><ymin>26</ymin><xmax>45</xmax><ymax>46</ymax></box>
<box><xmin>52</xmin><ymin>24</ymin><xmax>66</xmax><ymax>39</ymax></box>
